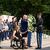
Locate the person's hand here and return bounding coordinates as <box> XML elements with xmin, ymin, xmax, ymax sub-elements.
<box><xmin>20</xmin><ymin>33</ymin><xmax>22</xmax><ymax>37</ymax></box>
<box><xmin>1</xmin><ymin>30</ymin><xmax>4</xmax><ymax>32</ymax></box>
<box><xmin>0</xmin><ymin>31</ymin><xmax>1</xmax><ymax>33</ymax></box>
<box><xmin>23</xmin><ymin>31</ymin><xmax>27</xmax><ymax>34</ymax></box>
<box><xmin>16</xmin><ymin>37</ymin><xmax>19</xmax><ymax>39</ymax></box>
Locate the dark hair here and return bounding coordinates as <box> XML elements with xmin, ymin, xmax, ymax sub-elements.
<box><xmin>12</xmin><ymin>17</ymin><xmax>15</xmax><ymax>20</ymax></box>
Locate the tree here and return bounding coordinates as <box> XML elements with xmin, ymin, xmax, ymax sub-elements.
<box><xmin>0</xmin><ymin>0</ymin><xmax>3</xmax><ymax>15</ymax></box>
<box><xmin>28</xmin><ymin>0</ymin><xmax>50</xmax><ymax>15</ymax></box>
<box><xmin>0</xmin><ymin>0</ymin><xmax>50</xmax><ymax>29</ymax></box>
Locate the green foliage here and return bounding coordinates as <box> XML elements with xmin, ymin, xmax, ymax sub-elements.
<box><xmin>2</xmin><ymin>11</ymin><xmax>11</xmax><ymax>15</ymax></box>
<box><xmin>0</xmin><ymin>0</ymin><xmax>50</xmax><ymax>30</ymax></box>
<box><xmin>27</xmin><ymin>0</ymin><xmax>50</xmax><ymax>14</ymax></box>
<box><xmin>0</xmin><ymin>0</ymin><xmax>50</xmax><ymax>15</ymax></box>
<box><xmin>28</xmin><ymin>0</ymin><xmax>41</xmax><ymax>5</ymax></box>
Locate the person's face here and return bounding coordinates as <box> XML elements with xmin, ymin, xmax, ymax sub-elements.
<box><xmin>37</xmin><ymin>13</ymin><xmax>42</xmax><ymax>19</ymax></box>
<box><xmin>23</xmin><ymin>15</ymin><xmax>28</xmax><ymax>21</ymax></box>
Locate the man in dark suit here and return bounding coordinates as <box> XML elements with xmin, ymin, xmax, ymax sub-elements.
<box><xmin>36</xmin><ymin>12</ymin><xmax>43</xmax><ymax>49</ymax></box>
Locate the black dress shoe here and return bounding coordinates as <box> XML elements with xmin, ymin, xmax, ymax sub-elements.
<box><xmin>0</xmin><ymin>46</ymin><xmax>2</xmax><ymax>48</ymax></box>
<box><xmin>10</xmin><ymin>45</ymin><xmax>13</xmax><ymax>47</ymax></box>
<box><xmin>28</xmin><ymin>46</ymin><xmax>32</xmax><ymax>47</ymax></box>
<box><xmin>12</xmin><ymin>44</ymin><xmax>16</xmax><ymax>47</ymax></box>
<box><xmin>35</xmin><ymin>47</ymin><xmax>41</xmax><ymax>49</ymax></box>
<box><xmin>10</xmin><ymin>45</ymin><xmax>12</xmax><ymax>47</ymax></box>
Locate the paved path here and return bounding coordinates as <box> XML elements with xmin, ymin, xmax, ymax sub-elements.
<box><xmin>0</xmin><ymin>32</ymin><xmax>50</xmax><ymax>50</ymax></box>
